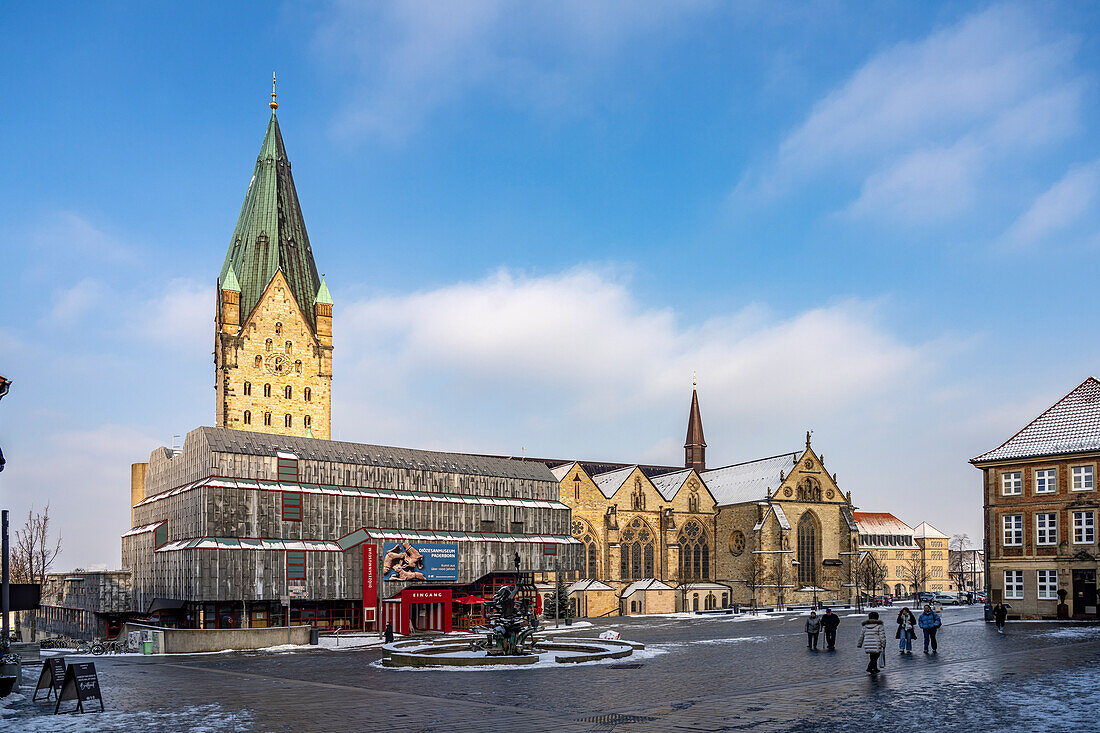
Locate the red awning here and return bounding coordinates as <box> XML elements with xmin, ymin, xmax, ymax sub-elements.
<box><xmin>453</xmin><ymin>596</ymin><xmax>488</xmax><ymax>605</ymax></box>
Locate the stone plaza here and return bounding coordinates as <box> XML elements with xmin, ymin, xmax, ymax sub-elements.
<box><xmin>4</xmin><ymin>606</ymin><xmax>1100</xmax><ymax>731</ymax></box>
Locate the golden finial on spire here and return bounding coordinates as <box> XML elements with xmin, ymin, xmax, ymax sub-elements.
<box><xmin>692</xmin><ymin>370</ymin><xmax>697</xmax><ymax>387</ymax></box>
<box><xmin>270</xmin><ymin>71</ymin><xmax>278</xmax><ymax>111</ymax></box>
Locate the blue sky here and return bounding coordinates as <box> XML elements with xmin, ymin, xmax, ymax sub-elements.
<box><xmin>3</xmin><ymin>1</ymin><xmax>1100</xmax><ymax>568</ymax></box>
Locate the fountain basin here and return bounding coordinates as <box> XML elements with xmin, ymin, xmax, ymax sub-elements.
<box><xmin>381</xmin><ymin>635</ymin><xmax>643</xmax><ymax>668</ymax></box>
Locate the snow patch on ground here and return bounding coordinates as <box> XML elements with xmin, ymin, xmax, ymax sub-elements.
<box><xmin>654</xmin><ymin>635</ymin><xmax>768</xmax><ymax>649</ymax></box>
<box><xmin>1040</xmin><ymin>626</ymin><xmax>1100</xmax><ymax>639</ymax></box>
<box><xmin>0</xmin><ymin>703</ymin><xmax>251</xmax><ymax>732</ymax></box>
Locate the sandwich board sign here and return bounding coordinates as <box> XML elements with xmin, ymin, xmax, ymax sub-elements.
<box><xmin>54</xmin><ymin>662</ymin><xmax>104</xmax><ymax>714</ymax></box>
<box><xmin>32</xmin><ymin>657</ymin><xmax>66</xmax><ymax>701</ymax></box>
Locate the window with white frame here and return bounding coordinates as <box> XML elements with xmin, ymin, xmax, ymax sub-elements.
<box><xmin>1034</xmin><ymin>468</ymin><xmax>1057</xmax><ymax>494</ymax></box>
<box><xmin>1037</xmin><ymin>570</ymin><xmax>1058</xmax><ymax>600</ymax></box>
<box><xmin>1073</xmin><ymin>511</ymin><xmax>1095</xmax><ymax>544</ymax></box>
<box><xmin>1072</xmin><ymin>465</ymin><xmax>1094</xmax><ymax>491</ymax></box>
<box><xmin>1001</xmin><ymin>471</ymin><xmax>1022</xmax><ymax>496</ymax></box>
<box><xmin>1036</xmin><ymin>512</ymin><xmax>1057</xmax><ymax>545</ymax></box>
<box><xmin>1002</xmin><ymin>514</ymin><xmax>1023</xmax><ymax>546</ymax></box>
<box><xmin>1004</xmin><ymin>570</ymin><xmax>1024</xmax><ymax>599</ymax></box>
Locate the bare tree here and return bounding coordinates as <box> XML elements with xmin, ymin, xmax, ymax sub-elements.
<box><xmin>12</xmin><ymin>505</ymin><xmax>63</xmax><ymax>641</ymax></box>
<box><xmin>901</xmin><ymin>554</ymin><xmax>928</xmax><ymax>598</ymax></box>
<box><xmin>743</xmin><ymin>552</ymin><xmax>765</xmax><ymax>614</ymax></box>
<box><xmin>858</xmin><ymin>553</ymin><xmax>887</xmax><ymax>601</ymax></box>
<box><xmin>948</xmin><ymin>534</ymin><xmax>971</xmax><ymax>593</ymax></box>
<box><xmin>768</xmin><ymin>556</ymin><xmax>791</xmax><ymax>611</ymax></box>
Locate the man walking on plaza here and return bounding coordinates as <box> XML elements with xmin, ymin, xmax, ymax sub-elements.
<box><xmin>918</xmin><ymin>604</ymin><xmax>941</xmax><ymax>653</ymax></box>
<box><xmin>821</xmin><ymin>607</ymin><xmax>840</xmax><ymax>650</ymax></box>
<box><xmin>805</xmin><ymin>611</ymin><xmax>821</xmax><ymax>650</ymax></box>
<box><xmin>857</xmin><ymin>611</ymin><xmax>887</xmax><ymax>674</ymax></box>
<box><xmin>992</xmin><ymin>602</ymin><xmax>1008</xmax><ymax>633</ymax></box>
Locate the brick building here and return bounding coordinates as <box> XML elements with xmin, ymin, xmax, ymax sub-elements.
<box><xmin>973</xmin><ymin>377</ymin><xmax>1100</xmax><ymax>619</ymax></box>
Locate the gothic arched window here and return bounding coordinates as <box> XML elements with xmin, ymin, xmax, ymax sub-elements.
<box><xmin>304</xmin><ymin>415</ymin><xmax>312</xmax><ymax>429</ymax></box>
<box><xmin>264</xmin><ymin>383</ymin><xmax>272</xmax><ymax>398</ymax></box>
<box><xmin>243</xmin><ymin>410</ymin><xmax>251</xmax><ymax>425</ymax></box>
<box><xmin>284</xmin><ymin>414</ymin><xmax>292</xmax><ymax>428</ymax></box>
<box><xmin>797</xmin><ymin>513</ymin><xmax>819</xmax><ymax>585</ymax></box>
<box><xmin>285</xmin><ymin>386</ymin><xmax>292</xmax><ymax>399</ymax></box>
<box><xmin>265</xmin><ymin>339</ymin><xmax>273</xmax><ymax>352</ymax></box>
<box><xmin>619</xmin><ymin>517</ymin><xmax>655</xmax><ymax>580</ymax></box>
<box><xmin>275</xmin><ymin>322</ymin><xmax>283</xmax><ymax>335</ymax></box>
<box><xmin>678</xmin><ymin>520</ymin><xmax>710</xmax><ymax>580</ymax></box>
<box><xmin>295</xmin><ymin>360</ymin><xmax>303</xmax><ymax>374</ymax></box>
<box><xmin>263</xmin><ymin>412</ymin><xmax>272</xmax><ymax>426</ymax></box>
<box><xmin>254</xmin><ymin>355</ymin><xmax>263</xmax><ymax>368</ymax></box>
<box><xmin>304</xmin><ymin>387</ymin><xmax>311</xmax><ymax>402</ymax></box>
<box><xmin>243</xmin><ymin>381</ymin><xmax>251</xmax><ymax>396</ymax></box>
<box><xmin>285</xmin><ymin>340</ymin><xmax>292</xmax><ymax>354</ymax></box>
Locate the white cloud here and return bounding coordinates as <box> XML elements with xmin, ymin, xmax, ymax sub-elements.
<box><xmin>30</xmin><ymin>211</ymin><xmax>132</xmax><ymax>265</ymax></box>
<box><xmin>49</xmin><ymin>278</ymin><xmax>109</xmax><ymax>325</ymax></box>
<box><xmin>133</xmin><ymin>279</ymin><xmax>211</xmax><ymax>353</ymax></box>
<box><xmin>314</xmin><ymin>0</ymin><xmax>716</xmax><ymax>140</ymax></box>
<box><xmin>738</xmin><ymin>3</ymin><xmax>1086</xmax><ymax>226</ymax></box>
<box><xmin>1001</xmin><ymin>159</ymin><xmax>1100</xmax><ymax>250</ymax></box>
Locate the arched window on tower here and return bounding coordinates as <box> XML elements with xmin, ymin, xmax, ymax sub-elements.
<box><xmin>263</xmin><ymin>412</ymin><xmax>272</xmax><ymax>426</ymax></box>
<box><xmin>275</xmin><ymin>322</ymin><xmax>283</xmax><ymax>335</ymax></box>
<box><xmin>254</xmin><ymin>355</ymin><xmax>263</xmax><ymax>368</ymax></box>
<box><xmin>285</xmin><ymin>386</ymin><xmax>292</xmax><ymax>399</ymax></box>
<box><xmin>264</xmin><ymin>384</ymin><xmax>272</xmax><ymax>398</ymax></box>
<box><xmin>304</xmin><ymin>387</ymin><xmax>311</xmax><ymax>402</ymax></box>
<box><xmin>285</xmin><ymin>341</ymin><xmax>292</xmax><ymax>354</ymax></box>
<box><xmin>678</xmin><ymin>520</ymin><xmax>710</xmax><ymax>580</ymax></box>
<box><xmin>284</xmin><ymin>414</ymin><xmax>292</xmax><ymax>428</ymax></box>
<box><xmin>243</xmin><ymin>381</ymin><xmax>251</xmax><ymax>396</ymax></box>
<box><xmin>295</xmin><ymin>360</ymin><xmax>302</xmax><ymax>374</ymax></box>
<box><xmin>265</xmin><ymin>339</ymin><xmax>273</xmax><ymax>352</ymax></box>
<box><xmin>304</xmin><ymin>415</ymin><xmax>312</xmax><ymax>429</ymax></box>
<box><xmin>243</xmin><ymin>410</ymin><xmax>251</xmax><ymax>425</ymax></box>
<box><xmin>797</xmin><ymin>513</ymin><xmax>819</xmax><ymax>585</ymax></box>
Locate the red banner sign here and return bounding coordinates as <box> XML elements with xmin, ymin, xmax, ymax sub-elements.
<box><xmin>363</xmin><ymin>543</ymin><xmax>377</xmax><ymax>610</ymax></box>
<box><xmin>406</xmin><ymin>589</ymin><xmax>450</xmax><ymax>603</ymax></box>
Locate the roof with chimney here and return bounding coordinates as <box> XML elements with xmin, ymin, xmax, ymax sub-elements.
<box><xmin>972</xmin><ymin>377</ymin><xmax>1100</xmax><ymax>463</ymax></box>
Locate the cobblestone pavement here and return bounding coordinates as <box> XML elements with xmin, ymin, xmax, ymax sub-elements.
<box><xmin>4</xmin><ymin>606</ymin><xmax>1100</xmax><ymax>732</ymax></box>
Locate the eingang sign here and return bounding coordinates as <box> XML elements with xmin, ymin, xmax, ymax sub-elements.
<box><xmin>382</xmin><ymin>540</ymin><xmax>457</xmax><ymax>581</ymax></box>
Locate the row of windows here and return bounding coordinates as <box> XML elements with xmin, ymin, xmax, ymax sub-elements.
<box><xmin>243</xmin><ymin>383</ymin><xmax>313</xmax><ymax>401</ymax></box>
<box><xmin>1001</xmin><ymin>511</ymin><xmax>1095</xmax><ymax>547</ymax></box>
<box><xmin>1001</xmin><ymin>466</ymin><xmax>1094</xmax><ymax>496</ymax></box>
<box><xmin>859</xmin><ymin>533</ymin><xmax>913</xmax><ymax>547</ymax></box>
<box><xmin>265</xmin><ymin>339</ymin><xmax>296</xmax><ymax>354</ymax></box>
<box><xmin>243</xmin><ymin>412</ymin><xmax>313</xmax><ymax>428</ymax></box>
<box><xmin>253</xmin><ymin>355</ymin><xmax>305</xmax><ymax>373</ymax></box>
<box><xmin>1003</xmin><ymin>569</ymin><xmax>1059</xmax><ymax>600</ymax></box>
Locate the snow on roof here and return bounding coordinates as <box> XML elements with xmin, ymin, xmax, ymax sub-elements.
<box><xmin>567</xmin><ymin>579</ymin><xmax>614</xmax><ymax>593</ymax></box>
<box><xmin>550</xmin><ymin>462</ymin><xmax>576</xmax><ymax>481</ymax></box>
<box><xmin>913</xmin><ymin>521</ymin><xmax>948</xmax><ymax>539</ymax></box>
<box><xmin>591</xmin><ymin>465</ymin><xmax>637</xmax><ymax>498</ymax></box>
<box><xmin>972</xmin><ymin>377</ymin><xmax>1100</xmax><ymax>463</ymax></box>
<box><xmin>772</xmin><ymin>504</ymin><xmax>791</xmax><ymax>530</ymax></box>
<box><xmin>853</xmin><ymin>512</ymin><xmax>915</xmax><ymax>536</ymax></box>
<box><xmin>701</xmin><ymin>452</ymin><xmax>798</xmax><ymax>506</ymax></box>
<box><xmin>649</xmin><ymin>468</ymin><xmax>693</xmax><ymax>501</ymax></box>
<box><xmin>621</xmin><ymin>579</ymin><xmax>674</xmax><ymax>596</ymax></box>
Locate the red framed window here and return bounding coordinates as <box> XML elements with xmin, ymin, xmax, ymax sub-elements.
<box><xmin>282</xmin><ymin>492</ymin><xmax>302</xmax><ymax>522</ymax></box>
<box><xmin>543</xmin><ymin>544</ymin><xmax>557</xmax><ymax>555</ymax></box>
<box><xmin>154</xmin><ymin>522</ymin><xmax>169</xmax><ymax>549</ymax></box>
<box><xmin>277</xmin><ymin>456</ymin><xmax>298</xmax><ymax>482</ymax></box>
<box><xmin>287</xmin><ymin>551</ymin><xmax>306</xmax><ymax>580</ymax></box>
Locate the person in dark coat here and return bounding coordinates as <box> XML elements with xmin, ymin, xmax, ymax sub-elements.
<box><xmin>384</xmin><ymin>621</ymin><xmax>394</xmax><ymax>644</ymax></box>
<box><xmin>821</xmin><ymin>608</ymin><xmax>840</xmax><ymax>650</ymax></box>
<box><xmin>917</xmin><ymin>604</ymin><xmax>941</xmax><ymax>652</ymax></box>
<box><xmin>896</xmin><ymin>607</ymin><xmax>916</xmax><ymax>654</ymax></box>
<box><xmin>805</xmin><ymin>611</ymin><xmax>821</xmax><ymax>650</ymax></box>
<box><xmin>992</xmin><ymin>602</ymin><xmax>1008</xmax><ymax>633</ymax></box>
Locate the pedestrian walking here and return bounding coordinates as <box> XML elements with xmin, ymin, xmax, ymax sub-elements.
<box><xmin>992</xmin><ymin>602</ymin><xmax>1008</xmax><ymax>634</ymax></box>
<box><xmin>384</xmin><ymin>621</ymin><xmax>394</xmax><ymax>644</ymax></box>
<box><xmin>857</xmin><ymin>611</ymin><xmax>887</xmax><ymax>674</ymax></box>
<box><xmin>917</xmin><ymin>604</ymin><xmax>941</xmax><ymax>653</ymax></box>
<box><xmin>805</xmin><ymin>611</ymin><xmax>821</xmax><ymax>650</ymax></box>
<box><xmin>821</xmin><ymin>607</ymin><xmax>840</xmax><ymax>651</ymax></box>
<box><xmin>895</xmin><ymin>607</ymin><xmax>916</xmax><ymax>654</ymax></box>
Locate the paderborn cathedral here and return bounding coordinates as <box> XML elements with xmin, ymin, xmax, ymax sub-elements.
<box><xmin>109</xmin><ymin>89</ymin><xmax>861</xmax><ymax>634</ymax></box>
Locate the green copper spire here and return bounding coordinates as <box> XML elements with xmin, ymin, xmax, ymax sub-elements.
<box><xmin>315</xmin><ymin>275</ymin><xmax>332</xmax><ymax>305</ymax></box>
<box><xmin>219</xmin><ymin>110</ymin><xmax>322</xmax><ymax>327</ymax></box>
<box><xmin>220</xmin><ymin>263</ymin><xmax>241</xmax><ymax>292</ymax></box>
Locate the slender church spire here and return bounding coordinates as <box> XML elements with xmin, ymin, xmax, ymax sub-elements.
<box><xmin>685</xmin><ymin>379</ymin><xmax>706</xmax><ymax>472</ymax></box>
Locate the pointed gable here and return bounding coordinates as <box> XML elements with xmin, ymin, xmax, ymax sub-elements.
<box><xmin>592</xmin><ymin>465</ymin><xmax>638</xmax><ymax>498</ymax></box>
<box><xmin>220</xmin><ymin>112</ymin><xmax>322</xmax><ymax>328</ymax></box>
<box><xmin>972</xmin><ymin>377</ymin><xmax>1100</xmax><ymax>463</ymax></box>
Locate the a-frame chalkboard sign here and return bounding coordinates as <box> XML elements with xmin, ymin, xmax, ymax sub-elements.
<box><xmin>32</xmin><ymin>657</ymin><xmax>66</xmax><ymax>701</ymax></box>
<box><xmin>54</xmin><ymin>661</ymin><xmax>104</xmax><ymax>714</ymax></box>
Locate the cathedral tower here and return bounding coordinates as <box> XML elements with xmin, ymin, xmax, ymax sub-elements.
<box><xmin>684</xmin><ymin>380</ymin><xmax>706</xmax><ymax>471</ymax></box>
<box><xmin>215</xmin><ymin>85</ymin><xmax>332</xmax><ymax>439</ymax></box>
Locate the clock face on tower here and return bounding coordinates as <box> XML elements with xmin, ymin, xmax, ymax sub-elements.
<box><xmin>266</xmin><ymin>354</ymin><xmax>289</xmax><ymax>375</ymax></box>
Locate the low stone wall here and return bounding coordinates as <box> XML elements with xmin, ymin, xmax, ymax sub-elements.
<box><xmin>122</xmin><ymin>623</ymin><xmax>310</xmax><ymax>654</ymax></box>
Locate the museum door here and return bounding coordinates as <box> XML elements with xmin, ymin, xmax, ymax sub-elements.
<box><xmin>1072</xmin><ymin>570</ymin><xmax>1097</xmax><ymax>617</ymax></box>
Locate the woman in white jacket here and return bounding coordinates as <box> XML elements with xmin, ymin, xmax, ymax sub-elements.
<box><xmin>857</xmin><ymin>611</ymin><xmax>887</xmax><ymax>674</ymax></box>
